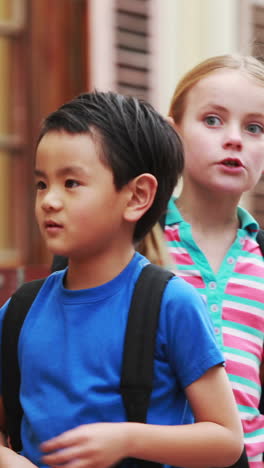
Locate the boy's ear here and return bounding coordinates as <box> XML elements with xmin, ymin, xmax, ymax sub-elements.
<box><xmin>166</xmin><ymin>116</ymin><xmax>174</xmax><ymax>127</ymax></box>
<box><xmin>166</xmin><ymin>115</ymin><xmax>180</xmax><ymax>134</ymax></box>
<box><xmin>124</xmin><ymin>173</ymin><xmax>157</xmax><ymax>223</ymax></box>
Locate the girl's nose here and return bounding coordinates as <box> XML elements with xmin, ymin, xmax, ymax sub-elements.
<box><xmin>223</xmin><ymin>138</ymin><xmax>242</xmax><ymax>151</ymax></box>
<box><xmin>222</xmin><ymin>127</ymin><xmax>243</xmax><ymax>152</ymax></box>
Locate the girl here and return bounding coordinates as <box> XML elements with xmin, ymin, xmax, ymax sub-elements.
<box><xmin>165</xmin><ymin>54</ymin><xmax>264</xmax><ymax>468</ymax></box>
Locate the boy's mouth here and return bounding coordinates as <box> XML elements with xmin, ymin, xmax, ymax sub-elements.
<box><xmin>44</xmin><ymin>220</ymin><xmax>63</xmax><ymax>228</ymax></box>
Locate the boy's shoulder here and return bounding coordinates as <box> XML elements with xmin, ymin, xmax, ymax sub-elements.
<box><xmin>0</xmin><ymin>269</ymin><xmax>65</xmax><ymax>322</ymax></box>
<box><xmin>162</xmin><ymin>272</ymin><xmax>205</xmax><ymax>306</ymax></box>
<box><xmin>0</xmin><ymin>269</ymin><xmax>65</xmax><ymax>332</ymax></box>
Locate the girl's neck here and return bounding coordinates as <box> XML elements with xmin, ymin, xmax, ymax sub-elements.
<box><xmin>176</xmin><ymin>185</ymin><xmax>241</xmax><ymax>273</ymax></box>
<box><xmin>177</xmin><ymin>185</ymin><xmax>241</xmax><ymax>234</ymax></box>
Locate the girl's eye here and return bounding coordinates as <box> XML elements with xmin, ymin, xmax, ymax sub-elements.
<box><xmin>65</xmin><ymin>179</ymin><xmax>80</xmax><ymax>188</ymax></box>
<box><xmin>204</xmin><ymin>115</ymin><xmax>222</xmax><ymax>127</ymax></box>
<box><xmin>246</xmin><ymin>123</ymin><xmax>264</xmax><ymax>134</ymax></box>
<box><xmin>35</xmin><ymin>180</ymin><xmax>46</xmax><ymax>190</ymax></box>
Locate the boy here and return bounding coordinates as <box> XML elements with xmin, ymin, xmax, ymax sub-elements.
<box><xmin>0</xmin><ymin>91</ymin><xmax>242</xmax><ymax>467</ymax></box>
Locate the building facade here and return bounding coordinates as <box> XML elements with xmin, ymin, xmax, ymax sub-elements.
<box><xmin>0</xmin><ymin>0</ymin><xmax>263</xmax><ymax>301</ymax></box>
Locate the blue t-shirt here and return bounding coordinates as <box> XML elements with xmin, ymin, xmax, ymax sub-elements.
<box><xmin>0</xmin><ymin>252</ymin><xmax>224</xmax><ymax>467</ymax></box>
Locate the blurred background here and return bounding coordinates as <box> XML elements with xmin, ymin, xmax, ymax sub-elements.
<box><xmin>0</xmin><ymin>0</ymin><xmax>263</xmax><ymax>301</ymax></box>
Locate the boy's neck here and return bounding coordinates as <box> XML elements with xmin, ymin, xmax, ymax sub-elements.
<box><xmin>65</xmin><ymin>246</ymin><xmax>135</xmax><ymax>290</ymax></box>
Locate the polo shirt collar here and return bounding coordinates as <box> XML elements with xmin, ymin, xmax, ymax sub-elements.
<box><xmin>237</xmin><ymin>206</ymin><xmax>259</xmax><ymax>234</ymax></box>
<box><xmin>165</xmin><ymin>197</ymin><xmax>183</xmax><ymax>225</ymax></box>
<box><xmin>165</xmin><ymin>197</ymin><xmax>259</xmax><ymax>235</ymax></box>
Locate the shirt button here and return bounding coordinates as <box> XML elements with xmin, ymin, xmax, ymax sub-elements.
<box><xmin>239</xmin><ymin>238</ymin><xmax>245</xmax><ymax>246</ymax></box>
<box><xmin>227</xmin><ymin>257</ymin><xmax>235</xmax><ymax>264</ymax></box>
<box><xmin>211</xmin><ymin>304</ymin><xmax>219</xmax><ymax>312</ymax></box>
<box><xmin>209</xmin><ymin>281</ymin><xmax>217</xmax><ymax>290</ymax></box>
<box><xmin>214</xmin><ymin>327</ymin><xmax>220</xmax><ymax>335</ymax></box>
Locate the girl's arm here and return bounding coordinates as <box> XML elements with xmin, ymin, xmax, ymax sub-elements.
<box><xmin>41</xmin><ymin>364</ymin><xmax>243</xmax><ymax>468</ymax></box>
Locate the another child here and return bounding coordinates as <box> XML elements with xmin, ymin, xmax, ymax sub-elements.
<box><xmin>164</xmin><ymin>54</ymin><xmax>264</xmax><ymax>468</ymax></box>
<box><xmin>0</xmin><ymin>91</ymin><xmax>243</xmax><ymax>467</ymax></box>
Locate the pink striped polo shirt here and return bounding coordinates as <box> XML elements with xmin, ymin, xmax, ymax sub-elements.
<box><xmin>165</xmin><ymin>198</ymin><xmax>264</xmax><ymax>468</ymax></box>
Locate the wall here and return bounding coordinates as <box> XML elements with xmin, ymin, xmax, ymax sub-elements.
<box><xmin>150</xmin><ymin>0</ymin><xmax>240</xmax><ymax>115</ymax></box>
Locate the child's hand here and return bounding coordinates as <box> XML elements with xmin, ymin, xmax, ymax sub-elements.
<box><xmin>40</xmin><ymin>422</ymin><xmax>130</xmax><ymax>468</ymax></box>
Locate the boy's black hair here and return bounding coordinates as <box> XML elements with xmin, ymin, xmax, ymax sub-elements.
<box><xmin>37</xmin><ymin>91</ymin><xmax>184</xmax><ymax>242</ymax></box>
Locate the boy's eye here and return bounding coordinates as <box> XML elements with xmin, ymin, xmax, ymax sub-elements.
<box><xmin>246</xmin><ymin>123</ymin><xmax>264</xmax><ymax>134</ymax></box>
<box><xmin>35</xmin><ymin>180</ymin><xmax>46</xmax><ymax>190</ymax></box>
<box><xmin>204</xmin><ymin>115</ymin><xmax>221</xmax><ymax>126</ymax></box>
<box><xmin>65</xmin><ymin>179</ymin><xmax>80</xmax><ymax>188</ymax></box>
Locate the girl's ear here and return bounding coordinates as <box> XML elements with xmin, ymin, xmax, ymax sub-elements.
<box><xmin>124</xmin><ymin>173</ymin><xmax>157</xmax><ymax>223</ymax></box>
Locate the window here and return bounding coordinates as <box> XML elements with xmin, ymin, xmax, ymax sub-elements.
<box><xmin>0</xmin><ymin>0</ymin><xmax>27</xmax><ymax>266</ymax></box>
<box><xmin>240</xmin><ymin>0</ymin><xmax>264</xmax><ymax>226</ymax></box>
<box><xmin>115</xmin><ymin>0</ymin><xmax>151</xmax><ymax>100</ymax></box>
<box><xmin>249</xmin><ymin>0</ymin><xmax>264</xmax><ymax>227</ymax></box>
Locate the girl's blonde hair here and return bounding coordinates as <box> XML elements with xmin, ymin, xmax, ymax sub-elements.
<box><xmin>137</xmin><ymin>223</ymin><xmax>172</xmax><ymax>267</ymax></box>
<box><xmin>169</xmin><ymin>54</ymin><xmax>264</xmax><ymax>124</ymax></box>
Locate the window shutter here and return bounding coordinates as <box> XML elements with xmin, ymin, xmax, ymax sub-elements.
<box><xmin>251</xmin><ymin>2</ymin><xmax>264</xmax><ymax>228</ymax></box>
<box><xmin>115</xmin><ymin>0</ymin><xmax>151</xmax><ymax>100</ymax></box>
<box><xmin>252</xmin><ymin>2</ymin><xmax>264</xmax><ymax>57</ymax></box>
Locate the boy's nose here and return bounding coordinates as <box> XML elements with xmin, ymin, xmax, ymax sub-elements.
<box><xmin>41</xmin><ymin>192</ymin><xmax>62</xmax><ymax>211</ymax></box>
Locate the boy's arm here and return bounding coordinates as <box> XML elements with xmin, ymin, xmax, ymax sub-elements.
<box><xmin>0</xmin><ymin>447</ymin><xmax>37</xmax><ymax>467</ymax></box>
<box><xmin>41</xmin><ymin>364</ymin><xmax>243</xmax><ymax>468</ymax></box>
<box><xmin>0</xmin><ymin>398</ymin><xmax>37</xmax><ymax>467</ymax></box>
<box><xmin>127</xmin><ymin>365</ymin><xmax>243</xmax><ymax>467</ymax></box>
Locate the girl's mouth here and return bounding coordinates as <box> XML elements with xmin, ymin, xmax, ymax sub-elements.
<box><xmin>220</xmin><ymin>158</ymin><xmax>244</xmax><ymax>168</ymax></box>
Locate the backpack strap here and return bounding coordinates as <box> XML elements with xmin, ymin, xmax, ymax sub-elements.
<box><xmin>256</xmin><ymin>229</ymin><xmax>264</xmax><ymax>466</ymax></box>
<box><xmin>120</xmin><ymin>263</ymin><xmax>174</xmax><ymax>468</ymax></box>
<box><xmin>51</xmin><ymin>255</ymin><xmax>68</xmax><ymax>272</ymax></box>
<box><xmin>2</xmin><ymin>264</ymin><xmax>174</xmax><ymax>467</ymax></box>
<box><xmin>256</xmin><ymin>229</ymin><xmax>264</xmax><ymax>257</ymax></box>
<box><xmin>256</xmin><ymin>229</ymin><xmax>264</xmax><ymax>417</ymax></box>
<box><xmin>1</xmin><ymin>278</ymin><xmax>45</xmax><ymax>452</ymax></box>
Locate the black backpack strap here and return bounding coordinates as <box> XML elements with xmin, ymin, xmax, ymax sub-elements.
<box><xmin>257</xmin><ymin>228</ymin><xmax>264</xmax><ymax>416</ymax></box>
<box><xmin>51</xmin><ymin>255</ymin><xmax>68</xmax><ymax>272</ymax></box>
<box><xmin>256</xmin><ymin>229</ymin><xmax>264</xmax><ymax>257</ymax></box>
<box><xmin>1</xmin><ymin>278</ymin><xmax>45</xmax><ymax>452</ymax></box>
<box><xmin>229</xmin><ymin>447</ymin><xmax>249</xmax><ymax>468</ymax></box>
<box><xmin>120</xmin><ymin>263</ymin><xmax>174</xmax><ymax>468</ymax></box>
<box><xmin>256</xmin><ymin>229</ymin><xmax>264</xmax><ymax>462</ymax></box>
